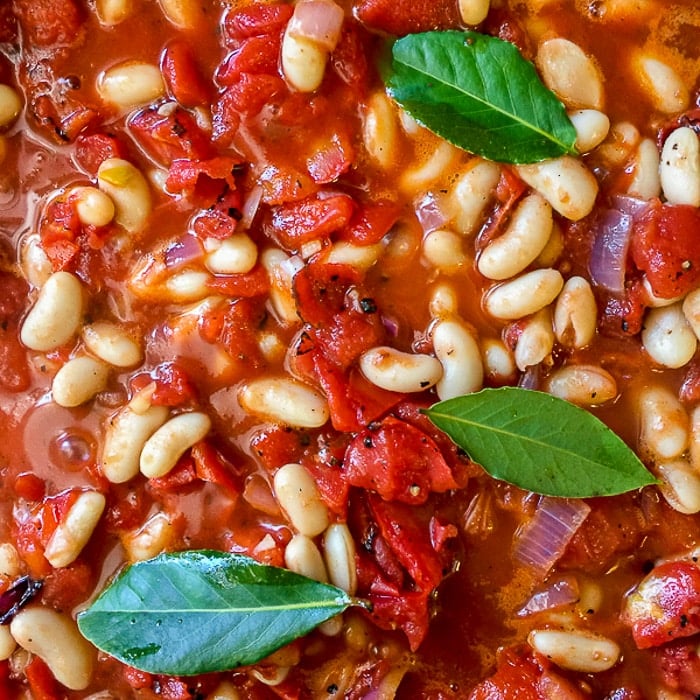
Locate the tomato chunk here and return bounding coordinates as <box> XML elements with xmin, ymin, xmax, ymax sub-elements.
<box><xmin>354</xmin><ymin>0</ymin><xmax>461</xmax><ymax>35</ymax></box>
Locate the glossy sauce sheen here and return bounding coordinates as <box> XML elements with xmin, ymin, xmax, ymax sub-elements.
<box><xmin>0</xmin><ymin>0</ymin><xmax>700</xmax><ymax>698</ymax></box>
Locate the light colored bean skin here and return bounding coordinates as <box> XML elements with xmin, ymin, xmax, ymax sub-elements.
<box><xmin>481</xmin><ymin>337</ymin><xmax>517</xmax><ymax>385</ymax></box>
<box><xmin>205</xmin><ymin>233</ymin><xmax>258</xmax><ymax>275</ymax></box>
<box><xmin>399</xmin><ymin>140</ymin><xmax>460</xmax><ymax>194</ymax></box>
<box><xmin>0</xmin><ymin>84</ymin><xmax>22</xmax><ymax>128</ymax></box>
<box><xmin>553</xmin><ymin>276</ymin><xmax>597</xmax><ymax>348</ymax></box>
<box><xmin>97</xmin><ymin>157</ymin><xmax>152</xmax><ymax>233</ymax></box>
<box><xmin>682</xmin><ymin>288</ymin><xmax>700</xmax><ymax>341</ymax></box>
<box><xmin>82</xmin><ymin>321</ymin><xmax>143</xmax><ymax>367</ymax></box>
<box><xmin>477</xmin><ymin>193</ymin><xmax>553</xmax><ymax>280</ymax></box>
<box><xmin>0</xmin><ymin>543</ymin><xmax>21</xmax><ymax>577</ymax></box>
<box><xmin>323</xmin><ymin>523</ymin><xmax>358</xmax><ymax>595</ymax></box>
<box><xmin>140</xmin><ymin>411</ymin><xmax>212</xmax><ymax>479</ymax></box>
<box><xmin>656</xmin><ymin>459</ymin><xmax>700</xmax><ymax>515</ymax></box>
<box><xmin>52</xmin><ymin>356</ymin><xmax>110</xmax><ymax>407</ymax></box>
<box><xmin>660</xmin><ymin>127</ymin><xmax>700</xmax><ymax>207</ymax></box>
<box><xmin>642</xmin><ymin>303</ymin><xmax>697</xmax><ymax>369</ymax></box>
<box><xmin>458</xmin><ymin>0</ymin><xmax>490</xmax><ymax>24</ymax></box>
<box><xmin>285</xmin><ymin>534</ymin><xmax>329</xmax><ymax>582</ymax></box>
<box><xmin>20</xmin><ymin>271</ymin><xmax>84</xmax><ymax>352</ymax></box>
<box><xmin>569</xmin><ymin>109</ymin><xmax>610</xmax><ymax>153</ymax></box>
<box><xmin>325</xmin><ymin>241</ymin><xmax>382</xmax><ymax>272</ymax></box>
<box><xmin>158</xmin><ymin>0</ymin><xmax>204</xmax><ymax>28</ymax></box>
<box><xmin>73</xmin><ymin>186</ymin><xmax>116</xmax><ymax>227</ymax></box>
<box><xmin>627</xmin><ymin>138</ymin><xmax>661</xmax><ymax>200</ymax></box>
<box><xmin>363</xmin><ymin>90</ymin><xmax>399</xmax><ymax>170</ymax></box>
<box><xmin>690</xmin><ymin>405</ymin><xmax>700</xmax><ymax>471</ymax></box>
<box><xmin>281</xmin><ymin>31</ymin><xmax>327</xmax><ymax>92</ymax></box>
<box><xmin>513</xmin><ymin>308</ymin><xmax>554</xmax><ymax>371</ymax></box>
<box><xmin>446</xmin><ymin>159</ymin><xmax>501</xmax><ymax>235</ymax></box>
<box><xmin>122</xmin><ymin>512</ymin><xmax>175</xmax><ymax>562</ymax></box>
<box><xmin>101</xmin><ymin>404</ymin><xmax>170</xmax><ymax>483</ymax></box>
<box><xmin>20</xmin><ymin>233</ymin><xmax>53</xmax><ymax>288</ymax></box>
<box><xmin>44</xmin><ymin>491</ymin><xmax>106</xmax><ymax>568</ymax></box>
<box><xmin>97</xmin><ymin>61</ymin><xmax>165</xmax><ymax>109</ymax></box>
<box><xmin>638</xmin><ymin>385</ymin><xmax>689</xmax><ymax>462</ymax></box>
<box><xmin>95</xmin><ymin>0</ymin><xmax>134</xmax><ymax>25</ymax></box>
<box><xmin>433</xmin><ymin>319</ymin><xmax>483</xmax><ymax>399</ymax></box>
<box><xmin>422</xmin><ymin>229</ymin><xmax>467</xmax><ymax>274</ymax></box>
<box><xmin>239</xmin><ymin>376</ymin><xmax>330</xmax><ymax>428</ymax></box>
<box><xmin>516</xmin><ymin>156</ymin><xmax>598</xmax><ymax>221</ymax></box>
<box><xmin>274</xmin><ymin>463</ymin><xmax>329</xmax><ymax>537</ymax></box>
<box><xmin>633</xmin><ymin>54</ymin><xmax>689</xmax><ymax>114</ymax></box>
<box><xmin>428</xmin><ymin>282</ymin><xmax>459</xmax><ymax>319</ymax></box>
<box><xmin>359</xmin><ymin>346</ymin><xmax>443</xmax><ymax>393</ymax></box>
<box><xmin>483</xmin><ymin>269</ymin><xmax>564</xmax><ymax>320</ymax></box>
<box><xmin>0</xmin><ymin>626</ymin><xmax>15</xmax><ymax>661</ymax></box>
<box><xmin>261</xmin><ymin>248</ymin><xmax>303</xmax><ymax>327</ymax></box>
<box><xmin>11</xmin><ymin>606</ymin><xmax>95</xmax><ymax>690</ymax></box>
<box><xmin>527</xmin><ymin>629</ymin><xmax>620</xmax><ymax>673</ymax></box>
<box><xmin>546</xmin><ymin>364</ymin><xmax>618</xmax><ymax>406</ymax></box>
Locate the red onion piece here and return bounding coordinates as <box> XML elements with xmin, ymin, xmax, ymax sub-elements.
<box><xmin>513</xmin><ymin>496</ymin><xmax>591</xmax><ymax>577</ymax></box>
<box><xmin>415</xmin><ymin>191</ymin><xmax>449</xmax><ymax>233</ymax></box>
<box><xmin>588</xmin><ymin>209</ymin><xmax>633</xmax><ymax>294</ymax></box>
<box><xmin>164</xmin><ymin>235</ymin><xmax>204</xmax><ymax>269</ymax></box>
<box><xmin>517</xmin><ymin>574</ymin><xmax>580</xmax><ymax>616</ymax></box>
<box><xmin>611</xmin><ymin>193</ymin><xmax>653</xmax><ymax>219</ymax></box>
<box><xmin>287</xmin><ymin>0</ymin><xmax>344</xmax><ymax>52</ymax></box>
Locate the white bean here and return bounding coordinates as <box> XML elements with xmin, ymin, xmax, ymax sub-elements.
<box><xmin>0</xmin><ymin>543</ymin><xmax>21</xmax><ymax>577</ymax></box>
<box><xmin>274</xmin><ymin>463</ymin><xmax>329</xmax><ymax>537</ymax></box>
<box><xmin>553</xmin><ymin>276</ymin><xmax>597</xmax><ymax>348</ymax></box>
<box><xmin>596</xmin><ymin>120</ymin><xmax>641</xmax><ymax>168</ymax></box>
<box><xmin>535</xmin><ymin>222</ymin><xmax>564</xmax><ymax>267</ymax></box>
<box><xmin>323</xmin><ymin>523</ymin><xmax>357</xmax><ymax>595</ymax></box>
<box><xmin>446</xmin><ymin>159</ymin><xmax>501</xmax><ymax>235</ymax></box>
<box><xmin>73</xmin><ymin>186</ymin><xmax>116</xmax><ymax>227</ymax></box>
<box><xmin>643</xmin><ymin>277</ymin><xmax>683</xmax><ymax>309</ymax></box>
<box><xmin>158</xmin><ymin>0</ymin><xmax>204</xmax><ymax>28</ymax></box>
<box><xmin>44</xmin><ymin>491</ymin><xmax>106</xmax><ymax>568</ymax></box>
<box><xmin>205</xmin><ymin>234</ymin><xmax>258</xmax><ymax>275</ymax></box>
<box><xmin>239</xmin><ymin>376</ymin><xmax>329</xmax><ymax>428</ymax></box>
<box><xmin>638</xmin><ymin>384</ymin><xmax>689</xmax><ymax>462</ymax></box>
<box><xmin>164</xmin><ymin>270</ymin><xmax>213</xmax><ymax>302</ymax></box>
<box><xmin>281</xmin><ymin>32</ymin><xmax>327</xmax><ymax>93</ymax></box>
<box><xmin>20</xmin><ymin>234</ymin><xmax>53</xmax><ymax>288</ymax></box>
<box><xmin>97</xmin><ymin>158</ymin><xmax>152</xmax><ymax>232</ymax></box>
<box><xmin>458</xmin><ymin>0</ymin><xmax>490</xmax><ymax>24</ymax></box>
<box><xmin>20</xmin><ymin>271</ymin><xmax>84</xmax><ymax>352</ymax></box>
<box><xmin>422</xmin><ymin>229</ymin><xmax>466</xmax><ymax>274</ymax></box>
<box><xmin>0</xmin><ymin>84</ymin><xmax>22</xmax><ymax>128</ymax></box>
<box><xmin>656</xmin><ymin>459</ymin><xmax>700</xmax><ymax>515</ymax></box>
<box><xmin>514</xmin><ymin>308</ymin><xmax>554</xmax><ymax>371</ymax></box>
<box><xmin>627</xmin><ymin>138</ymin><xmax>661</xmax><ymax>200</ymax></box>
<box><xmin>140</xmin><ymin>411</ymin><xmax>212</xmax><ymax>479</ymax></box>
<box><xmin>546</xmin><ymin>364</ymin><xmax>618</xmax><ymax>406</ymax></box>
<box><xmin>95</xmin><ymin>0</ymin><xmax>134</xmax><ymax>25</ymax></box>
<box><xmin>569</xmin><ymin>109</ymin><xmax>610</xmax><ymax>153</ymax></box>
<box><xmin>359</xmin><ymin>346</ymin><xmax>443</xmax><ymax>393</ymax></box>
<box><xmin>0</xmin><ymin>626</ymin><xmax>16</xmax><ymax>661</ymax></box>
<box><xmin>682</xmin><ymin>288</ymin><xmax>700</xmax><ymax>341</ymax></box>
<box><xmin>660</xmin><ymin>127</ymin><xmax>700</xmax><ymax>207</ymax></box>
<box><xmin>537</xmin><ymin>38</ymin><xmax>604</xmax><ymax>110</ymax></box>
<box><xmin>642</xmin><ymin>303</ymin><xmax>697</xmax><ymax>369</ymax></box>
<box><xmin>400</xmin><ymin>140</ymin><xmax>460</xmax><ymax>194</ymax></box>
<box><xmin>11</xmin><ymin>607</ymin><xmax>94</xmax><ymax>690</ymax></box>
<box><xmin>122</xmin><ymin>512</ymin><xmax>175</xmax><ymax>562</ymax></box>
<box><xmin>433</xmin><ymin>319</ymin><xmax>483</xmax><ymax>399</ymax></box>
<box><xmin>97</xmin><ymin>61</ymin><xmax>165</xmax><ymax>110</ymax></box>
<box><xmin>261</xmin><ymin>249</ymin><xmax>302</xmax><ymax>327</ymax></box>
<box><xmin>527</xmin><ymin>629</ymin><xmax>620</xmax><ymax>673</ymax></box>
<box><xmin>481</xmin><ymin>337</ymin><xmax>516</xmax><ymax>384</ymax></box>
<box><xmin>483</xmin><ymin>268</ymin><xmax>564</xmax><ymax>320</ymax></box>
<box><xmin>633</xmin><ymin>54</ymin><xmax>689</xmax><ymax>114</ymax></box>
<box><xmin>516</xmin><ymin>156</ymin><xmax>598</xmax><ymax>221</ymax></box>
<box><xmin>325</xmin><ymin>241</ymin><xmax>382</xmax><ymax>271</ymax></box>
<box><xmin>363</xmin><ymin>90</ymin><xmax>399</xmax><ymax>170</ymax></box>
<box><xmin>477</xmin><ymin>193</ymin><xmax>553</xmax><ymax>280</ymax></box>
<box><xmin>208</xmin><ymin>680</ymin><xmax>243</xmax><ymax>700</ymax></box>
<box><xmin>428</xmin><ymin>282</ymin><xmax>459</xmax><ymax>319</ymax></box>
<box><xmin>101</xmin><ymin>404</ymin><xmax>170</xmax><ymax>483</ymax></box>
<box><xmin>82</xmin><ymin>321</ymin><xmax>143</xmax><ymax>367</ymax></box>
<box><xmin>52</xmin><ymin>356</ymin><xmax>110</xmax><ymax>407</ymax></box>
<box><xmin>285</xmin><ymin>534</ymin><xmax>329</xmax><ymax>582</ymax></box>
<box><xmin>689</xmin><ymin>405</ymin><xmax>700</xmax><ymax>471</ymax></box>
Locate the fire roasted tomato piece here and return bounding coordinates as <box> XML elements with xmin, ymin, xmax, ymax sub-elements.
<box><xmin>160</xmin><ymin>40</ymin><xmax>211</xmax><ymax>107</ymax></box>
<box><xmin>623</xmin><ymin>560</ymin><xmax>700</xmax><ymax>649</ymax></box>
<box><xmin>13</xmin><ymin>0</ymin><xmax>84</xmax><ymax>47</ymax></box>
<box><xmin>222</xmin><ymin>3</ymin><xmax>293</xmax><ymax>45</ymax></box>
<box><xmin>652</xmin><ymin>639</ymin><xmax>700</xmax><ymax>696</ymax></box>
<box><xmin>630</xmin><ymin>200</ymin><xmax>700</xmax><ymax>299</ymax></box>
<box><xmin>354</xmin><ymin>0</ymin><xmax>461</xmax><ymax>35</ymax></box>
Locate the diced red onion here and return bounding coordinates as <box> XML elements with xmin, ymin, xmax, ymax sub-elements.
<box><xmin>381</xmin><ymin>315</ymin><xmax>400</xmax><ymax>337</ymax></box>
<box><xmin>287</xmin><ymin>0</ymin><xmax>344</xmax><ymax>52</ymax></box>
<box><xmin>415</xmin><ymin>191</ymin><xmax>449</xmax><ymax>233</ymax></box>
<box><xmin>240</xmin><ymin>185</ymin><xmax>263</xmax><ymax>229</ymax></box>
<box><xmin>588</xmin><ymin>209</ymin><xmax>633</xmax><ymax>294</ymax></box>
<box><xmin>611</xmin><ymin>193</ymin><xmax>652</xmax><ymax>220</ymax></box>
<box><xmin>164</xmin><ymin>235</ymin><xmax>204</xmax><ymax>268</ymax></box>
<box><xmin>513</xmin><ymin>496</ymin><xmax>591</xmax><ymax>576</ymax></box>
<box><xmin>517</xmin><ymin>574</ymin><xmax>580</xmax><ymax>616</ymax></box>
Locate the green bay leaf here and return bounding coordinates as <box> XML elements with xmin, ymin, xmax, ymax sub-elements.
<box><xmin>77</xmin><ymin>550</ymin><xmax>354</xmax><ymax>675</ymax></box>
<box><xmin>424</xmin><ymin>387</ymin><xmax>656</xmax><ymax>497</ymax></box>
<box><xmin>382</xmin><ymin>31</ymin><xmax>578</xmax><ymax>164</ymax></box>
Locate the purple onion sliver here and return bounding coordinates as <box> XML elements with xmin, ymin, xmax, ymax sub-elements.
<box><xmin>589</xmin><ymin>209</ymin><xmax>633</xmax><ymax>294</ymax></box>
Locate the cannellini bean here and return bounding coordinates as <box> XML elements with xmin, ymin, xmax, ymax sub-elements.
<box><xmin>359</xmin><ymin>346</ymin><xmax>443</xmax><ymax>393</ymax></box>
<box><xmin>323</xmin><ymin>523</ymin><xmax>358</xmax><ymax>595</ymax></box>
<box><xmin>363</xmin><ymin>90</ymin><xmax>399</xmax><ymax>170</ymax></box>
<box><xmin>97</xmin><ymin>61</ymin><xmax>165</xmax><ymax>109</ymax></box>
<box><xmin>514</xmin><ymin>308</ymin><xmax>554</xmax><ymax>371</ymax></box>
<box><xmin>537</xmin><ymin>38</ymin><xmax>604</xmax><ymax>110</ymax></box>
<box><xmin>73</xmin><ymin>186</ymin><xmax>116</xmax><ymax>227</ymax></box>
<box><xmin>164</xmin><ymin>270</ymin><xmax>213</xmax><ymax>302</ymax></box>
<box><xmin>0</xmin><ymin>626</ymin><xmax>16</xmax><ymax>661</ymax></box>
<box><xmin>660</xmin><ymin>127</ymin><xmax>700</xmax><ymax>207</ymax></box>
<box><xmin>52</xmin><ymin>356</ymin><xmax>110</xmax><ymax>407</ymax></box>
<box><xmin>0</xmin><ymin>84</ymin><xmax>22</xmax><ymax>128</ymax></box>
<box><xmin>428</xmin><ymin>282</ymin><xmax>459</xmax><ymax>319</ymax></box>
<box><xmin>262</xmin><ymin>248</ymin><xmax>302</xmax><ymax>326</ymax></box>
<box><xmin>422</xmin><ymin>229</ymin><xmax>466</xmax><ymax>273</ymax></box>
<box><xmin>380</xmin><ymin>222</ymin><xmax>421</xmax><ymax>273</ymax></box>
<box><xmin>95</xmin><ymin>0</ymin><xmax>134</xmax><ymax>25</ymax></box>
<box><xmin>632</xmin><ymin>54</ymin><xmax>689</xmax><ymax>114</ymax></box>
<box><xmin>274</xmin><ymin>463</ymin><xmax>329</xmax><ymax>537</ymax></box>
<box><xmin>638</xmin><ymin>385</ymin><xmax>689</xmax><ymax>462</ymax></box>
<box><xmin>682</xmin><ymin>289</ymin><xmax>700</xmax><ymax>341</ymax></box>
<box><xmin>433</xmin><ymin>319</ymin><xmax>483</xmax><ymax>399</ymax></box>
<box><xmin>553</xmin><ymin>276</ymin><xmax>597</xmax><ymax>348</ymax></box>
<box><xmin>97</xmin><ymin>158</ymin><xmax>152</xmax><ymax>232</ymax></box>
<box><xmin>446</xmin><ymin>159</ymin><xmax>501</xmax><ymax>235</ymax></box>
<box><xmin>458</xmin><ymin>0</ymin><xmax>490</xmax><ymax>24</ymax></box>
<box><xmin>122</xmin><ymin>512</ymin><xmax>175</xmax><ymax>561</ymax></box>
<box><xmin>158</xmin><ymin>0</ymin><xmax>204</xmax><ymax>28</ymax></box>
<box><xmin>527</xmin><ymin>629</ymin><xmax>620</xmax><ymax>673</ymax></box>
<box><xmin>477</xmin><ymin>193</ymin><xmax>553</xmax><ymax>280</ymax></box>
<box><xmin>569</xmin><ymin>109</ymin><xmax>610</xmax><ymax>153</ymax></box>
<box><xmin>11</xmin><ymin>607</ymin><xmax>94</xmax><ymax>690</ymax></box>
<box><xmin>325</xmin><ymin>241</ymin><xmax>382</xmax><ymax>271</ymax></box>
<box><xmin>483</xmin><ymin>268</ymin><xmax>564</xmax><ymax>320</ymax></box>
<box><xmin>400</xmin><ymin>140</ymin><xmax>460</xmax><ymax>194</ymax></box>
<box><xmin>481</xmin><ymin>337</ymin><xmax>516</xmax><ymax>384</ymax></box>
<box><xmin>208</xmin><ymin>681</ymin><xmax>243</xmax><ymax>700</ymax></box>
<box><xmin>689</xmin><ymin>405</ymin><xmax>700</xmax><ymax>471</ymax></box>
<box><xmin>656</xmin><ymin>459</ymin><xmax>700</xmax><ymax>515</ymax></box>
<box><xmin>642</xmin><ymin>303</ymin><xmax>697</xmax><ymax>369</ymax></box>
<box><xmin>20</xmin><ymin>234</ymin><xmax>53</xmax><ymax>288</ymax></box>
<box><xmin>546</xmin><ymin>364</ymin><xmax>618</xmax><ymax>406</ymax></box>
<box><xmin>239</xmin><ymin>376</ymin><xmax>330</xmax><ymax>428</ymax></box>
<box><xmin>627</xmin><ymin>138</ymin><xmax>661</xmax><ymax>200</ymax></box>
<box><xmin>0</xmin><ymin>543</ymin><xmax>21</xmax><ymax>577</ymax></box>
<box><xmin>44</xmin><ymin>491</ymin><xmax>106</xmax><ymax>568</ymax></box>
<box><xmin>516</xmin><ymin>156</ymin><xmax>598</xmax><ymax>221</ymax></box>
<box><xmin>20</xmin><ymin>271</ymin><xmax>84</xmax><ymax>352</ymax></box>
<box><xmin>281</xmin><ymin>32</ymin><xmax>327</xmax><ymax>93</ymax></box>
<box><xmin>102</xmin><ymin>404</ymin><xmax>169</xmax><ymax>483</ymax></box>
<box><xmin>285</xmin><ymin>534</ymin><xmax>329</xmax><ymax>582</ymax></box>
<box><xmin>82</xmin><ymin>321</ymin><xmax>143</xmax><ymax>367</ymax></box>
<box><xmin>205</xmin><ymin>234</ymin><xmax>258</xmax><ymax>275</ymax></box>
<box><xmin>140</xmin><ymin>411</ymin><xmax>212</xmax><ymax>479</ymax></box>
<box><xmin>535</xmin><ymin>222</ymin><xmax>564</xmax><ymax>267</ymax></box>
<box><xmin>596</xmin><ymin>120</ymin><xmax>641</xmax><ymax>168</ymax></box>
<box><xmin>643</xmin><ymin>277</ymin><xmax>682</xmax><ymax>308</ymax></box>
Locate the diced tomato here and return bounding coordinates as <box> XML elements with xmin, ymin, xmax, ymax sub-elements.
<box><xmin>0</xmin><ymin>271</ymin><xmax>30</xmax><ymax>392</ymax></box>
<box><xmin>160</xmin><ymin>40</ymin><xmax>211</xmax><ymax>107</ymax></box>
<box><xmin>307</xmin><ymin>132</ymin><xmax>354</xmax><ymax>184</ymax></box>
<box><xmin>341</xmin><ymin>199</ymin><xmax>401</xmax><ymax>245</ymax></box>
<box><xmin>220</xmin><ymin>73</ymin><xmax>286</xmax><ymax>116</ymax></box>
<box><xmin>354</xmin><ymin>0</ymin><xmax>461</xmax><ymax>35</ymax></box>
<box><xmin>303</xmin><ymin>454</ymin><xmax>350</xmax><ymax>517</ymax></box>
<box><xmin>623</xmin><ymin>560</ymin><xmax>700</xmax><ymax>648</ymax></box>
<box><xmin>207</xmin><ymin>264</ymin><xmax>270</xmax><ymax>298</ymax></box>
<box><xmin>630</xmin><ymin>200</ymin><xmax>700</xmax><ymax>299</ymax></box>
<box><xmin>24</xmin><ymin>656</ymin><xmax>60</xmax><ymax>700</ymax></box>
<box><xmin>598</xmin><ymin>278</ymin><xmax>647</xmax><ymax>337</ymax></box>
<box><xmin>14</xmin><ymin>472</ymin><xmax>46</xmax><ymax>501</ymax></box>
<box><xmin>222</xmin><ymin>3</ymin><xmax>294</xmax><ymax>45</ymax></box>
<box><xmin>216</xmin><ymin>36</ymin><xmax>280</xmax><ymax>85</ymax></box>
<box><xmin>331</xmin><ymin>24</ymin><xmax>370</xmax><ymax>90</ymax></box>
<box><xmin>74</xmin><ymin>132</ymin><xmax>130</xmax><ymax>175</ymax></box>
<box><xmin>147</xmin><ymin>454</ymin><xmax>198</xmax><ymax>493</ymax></box>
<box><xmin>250</xmin><ymin>426</ymin><xmax>307</xmax><ymax>472</ymax></box>
<box><xmin>40</xmin><ymin>560</ymin><xmax>94</xmax><ymax>612</ymax></box>
<box><xmin>192</xmin><ymin>442</ymin><xmax>241</xmax><ymax>496</ymax></box>
<box><xmin>166</xmin><ymin>156</ymin><xmax>241</xmax><ymax>206</ymax></box>
<box><xmin>13</xmin><ymin>0</ymin><xmax>84</xmax><ymax>47</ymax></box>
<box><xmin>652</xmin><ymin>639</ymin><xmax>700</xmax><ymax>695</ymax></box>
<box><xmin>0</xmin><ymin>4</ymin><xmax>17</xmax><ymax>43</ymax></box>
<box><xmin>129</xmin><ymin>362</ymin><xmax>198</xmax><ymax>407</ymax></box>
